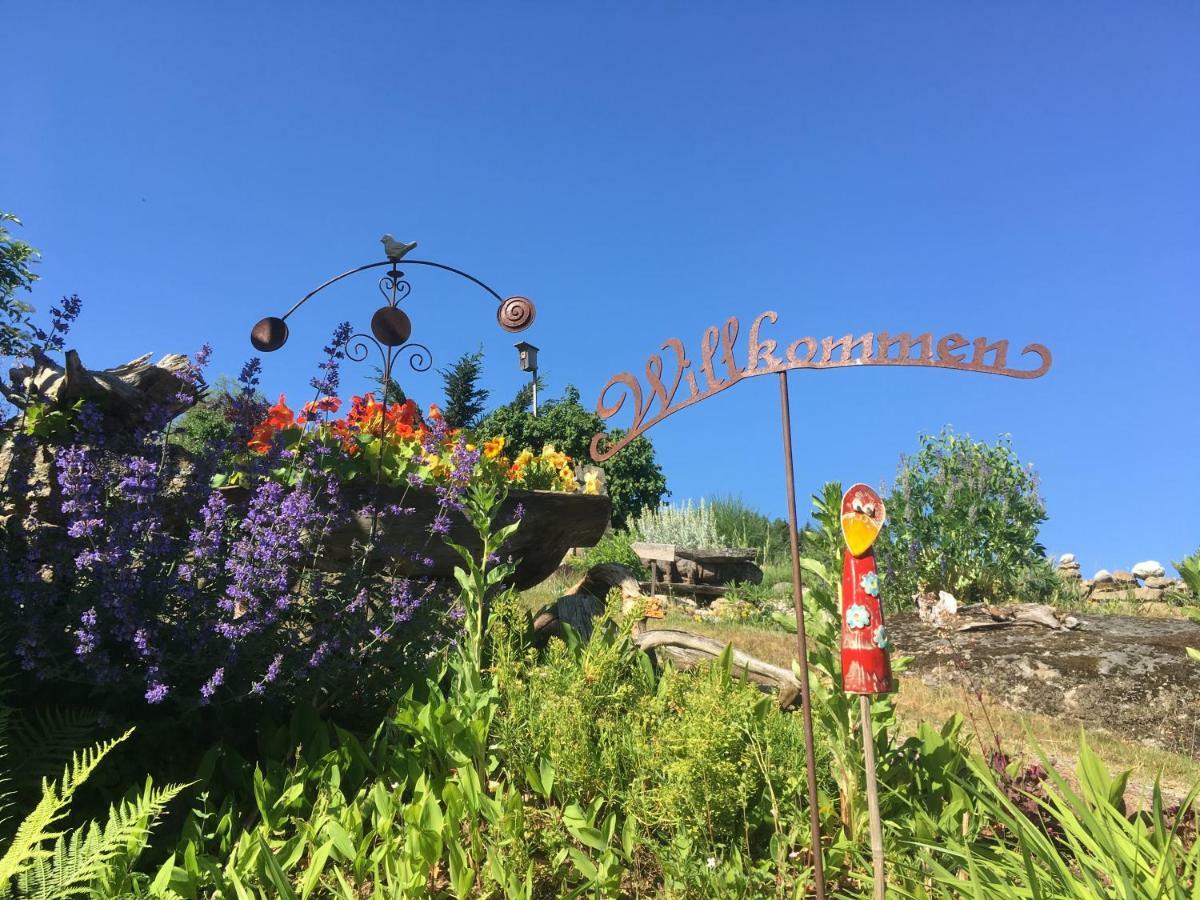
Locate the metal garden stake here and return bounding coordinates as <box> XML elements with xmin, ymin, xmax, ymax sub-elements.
<box><xmin>839</xmin><ymin>482</ymin><xmax>891</xmax><ymax>900</ymax></box>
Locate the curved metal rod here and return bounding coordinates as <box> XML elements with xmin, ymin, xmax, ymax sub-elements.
<box><xmin>280</xmin><ymin>258</ymin><xmax>505</xmax><ymax>321</ymax></box>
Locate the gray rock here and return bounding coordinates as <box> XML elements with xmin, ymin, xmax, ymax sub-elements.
<box><xmin>1111</xmin><ymin>570</ymin><xmax>1138</xmax><ymax>586</ymax></box>
<box><xmin>1058</xmin><ymin>553</ymin><xmax>1077</xmax><ymax>566</ymax></box>
<box><xmin>1093</xmin><ymin>569</ymin><xmax>1113</xmax><ymax>583</ymax></box>
<box><xmin>1091</xmin><ymin>587</ymin><xmax>1164</xmax><ymax>603</ymax></box>
<box><xmin>1132</xmin><ymin>561</ymin><xmax>1167</xmax><ymax>580</ymax></box>
<box><xmin>1143</xmin><ymin>576</ymin><xmax>1174</xmax><ymax>590</ymax></box>
<box><xmin>888</xmin><ymin>612</ymin><xmax>1200</xmax><ymax>758</ymax></box>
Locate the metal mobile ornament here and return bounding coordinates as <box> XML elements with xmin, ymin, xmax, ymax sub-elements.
<box><xmin>248</xmin><ymin>235</ymin><xmax>536</xmax><ymax>454</ymax></box>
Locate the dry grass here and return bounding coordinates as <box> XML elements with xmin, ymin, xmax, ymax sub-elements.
<box><xmin>638</xmin><ymin>613</ymin><xmax>1200</xmax><ymax>804</ymax></box>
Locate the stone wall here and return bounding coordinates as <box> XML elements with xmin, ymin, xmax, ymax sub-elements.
<box><xmin>1055</xmin><ymin>554</ymin><xmax>1192</xmax><ymax>603</ymax></box>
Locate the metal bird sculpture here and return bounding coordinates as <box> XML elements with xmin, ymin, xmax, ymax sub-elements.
<box><xmin>380</xmin><ymin>235</ymin><xmax>418</xmax><ymax>262</ymax></box>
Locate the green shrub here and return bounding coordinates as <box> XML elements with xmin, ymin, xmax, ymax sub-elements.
<box><xmin>582</xmin><ymin>529</ymin><xmax>646</xmax><ymax>577</ymax></box>
<box><xmin>638</xmin><ymin>656</ymin><xmax>804</xmax><ymax>845</ymax></box>
<box><xmin>708</xmin><ymin>495</ymin><xmax>791</xmax><ymax>564</ymax></box>
<box><xmin>876</xmin><ymin>427</ymin><xmax>1050</xmax><ymax>606</ymax></box>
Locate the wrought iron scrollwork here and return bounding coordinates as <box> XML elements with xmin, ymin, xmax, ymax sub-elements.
<box><xmin>341</xmin><ymin>332</ymin><xmax>432</xmax><ymax>378</ymax></box>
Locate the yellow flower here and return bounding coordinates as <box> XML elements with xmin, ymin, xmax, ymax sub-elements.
<box><xmin>558</xmin><ymin>465</ymin><xmax>578</xmax><ymax>493</ymax></box>
<box><xmin>483</xmin><ymin>436</ymin><xmax>505</xmax><ymax>460</ymax></box>
<box><xmin>541</xmin><ymin>444</ymin><xmax>569</xmax><ymax>469</ymax></box>
<box><xmin>583</xmin><ymin>471</ymin><xmax>601</xmax><ymax>495</ymax></box>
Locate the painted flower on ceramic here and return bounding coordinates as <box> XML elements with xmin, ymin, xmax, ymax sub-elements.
<box><xmin>859</xmin><ymin>571</ymin><xmax>880</xmax><ymax>597</ymax></box>
<box><xmin>846</xmin><ymin>603</ymin><xmax>871</xmax><ymax>629</ymax></box>
<box><xmin>873</xmin><ymin>625</ymin><xmax>893</xmax><ymax>651</ymax></box>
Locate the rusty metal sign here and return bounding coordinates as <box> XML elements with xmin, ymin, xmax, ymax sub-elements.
<box><xmin>589</xmin><ymin>310</ymin><xmax>1052</xmax><ymax>461</ymax></box>
<box><xmin>590</xmin><ymin>307</ymin><xmax>1052</xmax><ymax>899</ymax></box>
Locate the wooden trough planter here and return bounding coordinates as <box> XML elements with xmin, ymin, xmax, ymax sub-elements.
<box><xmin>320</xmin><ymin>485</ymin><xmax>611</xmax><ymax>590</ymax></box>
<box><xmin>631</xmin><ymin>541</ymin><xmax>763</xmax><ymax>600</ymax></box>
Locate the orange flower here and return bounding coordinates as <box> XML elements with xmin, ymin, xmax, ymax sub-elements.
<box><xmin>298</xmin><ymin>395</ymin><xmax>342</xmax><ymax>424</ymax></box>
<box><xmin>265</xmin><ymin>394</ymin><xmax>294</xmax><ymax>430</ymax></box>
<box><xmin>247</xmin><ymin>423</ymin><xmax>275</xmax><ymax>454</ymax></box>
<box><xmin>483</xmin><ymin>436</ymin><xmax>505</xmax><ymax>460</ymax></box>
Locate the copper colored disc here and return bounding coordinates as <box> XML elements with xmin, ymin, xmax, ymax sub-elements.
<box><xmin>498</xmin><ymin>296</ymin><xmax>536</xmax><ymax>332</ymax></box>
<box><xmin>250</xmin><ymin>316</ymin><xmax>289</xmax><ymax>352</ymax></box>
<box><xmin>371</xmin><ymin>306</ymin><xmax>412</xmax><ymax>347</ymax></box>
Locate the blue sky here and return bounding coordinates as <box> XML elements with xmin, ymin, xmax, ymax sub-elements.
<box><xmin>5</xmin><ymin>3</ymin><xmax>1198</xmax><ymax>576</ymax></box>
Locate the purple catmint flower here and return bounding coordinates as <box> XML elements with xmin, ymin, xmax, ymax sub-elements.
<box><xmin>308</xmin><ymin>641</ymin><xmax>333</xmax><ymax>668</ymax></box>
<box><xmin>116</xmin><ymin>457</ymin><xmax>158</xmax><ymax>506</ymax></box>
<box><xmin>200</xmin><ymin>666</ymin><xmax>225</xmax><ymax>701</ymax></box>
<box><xmin>311</xmin><ymin>321</ymin><xmax>352</xmax><ymax>396</ymax></box>
<box><xmin>144</xmin><ymin>681</ymin><xmax>170</xmax><ymax>704</ymax></box>
<box><xmin>238</xmin><ymin>358</ymin><xmax>262</xmax><ymax>394</ymax></box>
<box><xmin>32</xmin><ymin>294</ymin><xmax>83</xmax><ymax>351</ymax></box>
<box><xmin>74</xmin><ymin>608</ymin><xmax>99</xmax><ymax>657</ymax></box>
<box><xmin>251</xmin><ymin>654</ymin><xmax>284</xmax><ymax>695</ymax></box>
<box><xmin>509</xmin><ymin>502</ymin><xmax>526</xmax><ymax>523</ymax></box>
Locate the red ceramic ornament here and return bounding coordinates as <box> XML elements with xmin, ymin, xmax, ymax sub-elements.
<box><xmin>840</xmin><ymin>483</ymin><xmax>893</xmax><ymax>695</ymax></box>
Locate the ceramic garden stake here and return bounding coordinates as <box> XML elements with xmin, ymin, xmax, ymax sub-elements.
<box><xmin>840</xmin><ymin>483</ymin><xmax>893</xmax><ymax>694</ymax></box>
<box><xmin>840</xmin><ymin>482</ymin><xmax>890</xmax><ymax>900</ymax></box>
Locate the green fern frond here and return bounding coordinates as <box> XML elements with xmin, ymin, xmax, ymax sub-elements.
<box><xmin>0</xmin><ymin>727</ymin><xmax>134</xmax><ymax>891</ymax></box>
<box><xmin>16</xmin><ymin>777</ymin><xmax>187</xmax><ymax>899</ymax></box>
<box><xmin>0</xmin><ymin>706</ymin><xmax>14</xmax><ymax>832</ymax></box>
<box><xmin>7</xmin><ymin>707</ymin><xmax>103</xmax><ymax>793</ymax></box>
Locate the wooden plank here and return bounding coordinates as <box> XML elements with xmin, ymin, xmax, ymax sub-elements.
<box><xmin>675</xmin><ymin>547</ymin><xmax>757</xmax><ymax>563</ymax></box>
<box><xmin>639</xmin><ymin>581</ymin><xmax>728</xmax><ymax>598</ymax></box>
<box><xmin>631</xmin><ymin>541</ymin><xmax>676</xmax><ymax>563</ymax></box>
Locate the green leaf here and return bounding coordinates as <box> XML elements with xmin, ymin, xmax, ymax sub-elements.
<box><xmin>1187</xmin><ymin>647</ymin><xmax>1200</xmax><ymax>662</ymax></box>
<box><xmin>563</xmin><ymin>804</ymin><xmax>607</xmax><ymax>852</ymax></box>
<box><xmin>299</xmin><ymin>840</ymin><xmax>333</xmax><ymax>899</ymax></box>
<box><xmin>256</xmin><ymin>835</ymin><xmax>300</xmax><ymax>900</ymax></box>
<box><xmin>566</xmin><ymin>846</ymin><xmax>598</xmax><ymax>881</ymax></box>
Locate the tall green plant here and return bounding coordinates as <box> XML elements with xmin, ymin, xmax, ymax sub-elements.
<box><xmin>904</xmin><ymin>736</ymin><xmax>1200</xmax><ymax>898</ymax></box>
<box><xmin>0</xmin><ymin>212</ymin><xmax>39</xmax><ymax>359</ymax></box>
<box><xmin>876</xmin><ymin>428</ymin><xmax>1049</xmax><ymax>606</ymax></box>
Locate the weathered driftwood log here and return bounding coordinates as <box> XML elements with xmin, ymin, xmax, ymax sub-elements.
<box><xmin>955</xmin><ymin>603</ymin><xmax>1080</xmax><ymax>633</ymax></box>
<box><xmin>532</xmin><ymin>563</ymin><xmax>802</xmax><ymax>708</ymax></box>
<box><xmin>1</xmin><ymin>349</ymin><xmax>203</xmax><ymax>530</ymax></box>
<box><xmin>4</xmin><ymin>349</ymin><xmax>202</xmax><ymax>423</ymax></box>
<box><xmin>633</xmin><ymin>629</ymin><xmax>803</xmax><ymax>710</ymax></box>
<box><xmin>533</xmin><ymin>563</ymin><xmax>647</xmax><ymax>645</ymax></box>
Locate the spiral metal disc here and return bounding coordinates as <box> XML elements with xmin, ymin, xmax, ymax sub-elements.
<box><xmin>498</xmin><ymin>296</ymin><xmax>536</xmax><ymax>332</ymax></box>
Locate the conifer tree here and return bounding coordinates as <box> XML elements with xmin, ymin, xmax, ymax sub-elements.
<box><xmin>439</xmin><ymin>349</ymin><xmax>488</xmax><ymax>429</ymax></box>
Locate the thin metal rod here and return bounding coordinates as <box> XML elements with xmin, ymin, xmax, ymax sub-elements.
<box><xmin>859</xmin><ymin>695</ymin><xmax>886</xmax><ymax>900</ymax></box>
<box><xmin>280</xmin><ymin>258</ymin><xmax>506</xmax><ymax>321</ymax></box>
<box><xmin>531</xmin><ymin>370</ymin><xmax>539</xmax><ymax>417</ymax></box>
<box><xmin>778</xmin><ymin>370</ymin><xmax>826</xmax><ymax>899</ymax></box>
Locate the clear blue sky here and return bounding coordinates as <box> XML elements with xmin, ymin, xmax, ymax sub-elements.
<box><xmin>5</xmin><ymin>4</ymin><xmax>1198</xmax><ymax>576</ymax></box>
